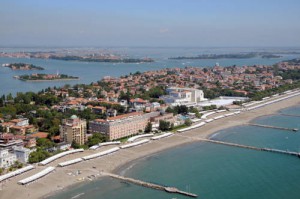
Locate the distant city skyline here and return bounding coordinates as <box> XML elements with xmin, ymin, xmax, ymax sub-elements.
<box><xmin>0</xmin><ymin>0</ymin><xmax>300</xmax><ymax>47</ymax></box>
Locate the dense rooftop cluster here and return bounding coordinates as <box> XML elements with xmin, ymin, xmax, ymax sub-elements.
<box><xmin>0</xmin><ymin>59</ymin><xmax>300</xmax><ymax>171</ymax></box>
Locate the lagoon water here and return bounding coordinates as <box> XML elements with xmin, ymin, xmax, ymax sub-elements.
<box><xmin>0</xmin><ymin>47</ymin><xmax>299</xmax><ymax>95</ymax></box>
<box><xmin>49</xmin><ymin>105</ymin><xmax>300</xmax><ymax>199</ymax></box>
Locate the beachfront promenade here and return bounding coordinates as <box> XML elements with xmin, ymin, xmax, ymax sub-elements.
<box><xmin>1</xmin><ymin>89</ymin><xmax>300</xmax><ymax>199</ymax></box>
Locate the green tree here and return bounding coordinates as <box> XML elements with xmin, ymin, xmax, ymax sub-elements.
<box><xmin>165</xmin><ymin>107</ymin><xmax>175</xmax><ymax>115</ymax></box>
<box><xmin>233</xmin><ymin>101</ymin><xmax>243</xmax><ymax>105</ymax></box>
<box><xmin>6</xmin><ymin>93</ymin><xmax>13</xmax><ymax>101</ymax></box>
<box><xmin>119</xmin><ymin>91</ymin><xmax>131</xmax><ymax>103</ymax></box>
<box><xmin>12</xmin><ymin>160</ymin><xmax>23</xmax><ymax>169</ymax></box>
<box><xmin>29</xmin><ymin>149</ymin><xmax>50</xmax><ymax>163</ymax></box>
<box><xmin>71</xmin><ymin>140</ymin><xmax>81</xmax><ymax>149</ymax></box>
<box><xmin>195</xmin><ymin>112</ymin><xmax>202</xmax><ymax>118</ymax></box>
<box><xmin>0</xmin><ymin>167</ymin><xmax>3</xmax><ymax>175</ymax></box>
<box><xmin>184</xmin><ymin>118</ymin><xmax>192</xmax><ymax>126</ymax></box>
<box><xmin>174</xmin><ymin>105</ymin><xmax>188</xmax><ymax>115</ymax></box>
<box><xmin>37</xmin><ymin>138</ymin><xmax>56</xmax><ymax>149</ymax></box>
<box><xmin>144</xmin><ymin>122</ymin><xmax>152</xmax><ymax>133</ymax></box>
<box><xmin>147</xmin><ymin>86</ymin><xmax>165</xmax><ymax>98</ymax></box>
<box><xmin>159</xmin><ymin>120</ymin><xmax>171</xmax><ymax>131</ymax></box>
<box><xmin>48</xmin><ymin>126</ymin><xmax>59</xmax><ymax>136</ymax></box>
<box><xmin>86</xmin><ymin>133</ymin><xmax>107</xmax><ymax>147</ymax></box>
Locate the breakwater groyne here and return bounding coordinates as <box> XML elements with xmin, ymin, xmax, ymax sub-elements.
<box><xmin>248</xmin><ymin>123</ymin><xmax>298</xmax><ymax>132</ymax></box>
<box><xmin>176</xmin><ymin>135</ymin><xmax>300</xmax><ymax>158</ymax></box>
<box><xmin>198</xmin><ymin>138</ymin><xmax>300</xmax><ymax>158</ymax></box>
<box><xmin>102</xmin><ymin>172</ymin><xmax>198</xmax><ymax>198</ymax></box>
<box><xmin>280</xmin><ymin>114</ymin><xmax>300</xmax><ymax>118</ymax></box>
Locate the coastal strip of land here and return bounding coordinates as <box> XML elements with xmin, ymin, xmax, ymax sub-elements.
<box><xmin>0</xmin><ymin>94</ymin><xmax>299</xmax><ymax>199</ymax></box>
<box><xmin>14</xmin><ymin>78</ymin><xmax>80</xmax><ymax>82</ymax></box>
<box><xmin>168</xmin><ymin>52</ymin><xmax>283</xmax><ymax>60</ymax></box>
<box><xmin>0</xmin><ymin>52</ymin><xmax>154</xmax><ymax>63</ymax></box>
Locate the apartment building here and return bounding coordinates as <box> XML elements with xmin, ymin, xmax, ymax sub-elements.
<box><xmin>0</xmin><ymin>149</ymin><xmax>17</xmax><ymax>168</ymax></box>
<box><xmin>59</xmin><ymin>115</ymin><xmax>87</xmax><ymax>145</ymax></box>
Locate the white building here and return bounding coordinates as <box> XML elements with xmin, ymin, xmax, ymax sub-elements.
<box><xmin>119</xmin><ymin>100</ymin><xmax>128</xmax><ymax>107</ymax></box>
<box><xmin>13</xmin><ymin>146</ymin><xmax>32</xmax><ymax>163</ymax></box>
<box><xmin>11</xmin><ymin>118</ymin><xmax>29</xmax><ymax>126</ymax></box>
<box><xmin>160</xmin><ymin>87</ymin><xmax>205</xmax><ymax>105</ymax></box>
<box><xmin>151</xmin><ymin>102</ymin><xmax>161</xmax><ymax>109</ymax></box>
<box><xmin>198</xmin><ymin>96</ymin><xmax>248</xmax><ymax>108</ymax></box>
<box><xmin>0</xmin><ymin>149</ymin><xmax>17</xmax><ymax>168</ymax></box>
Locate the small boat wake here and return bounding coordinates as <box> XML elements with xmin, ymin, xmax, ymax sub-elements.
<box><xmin>209</xmin><ymin>132</ymin><xmax>220</xmax><ymax>139</ymax></box>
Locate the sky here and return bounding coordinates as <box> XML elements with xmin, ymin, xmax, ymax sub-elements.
<box><xmin>0</xmin><ymin>0</ymin><xmax>300</xmax><ymax>47</ymax></box>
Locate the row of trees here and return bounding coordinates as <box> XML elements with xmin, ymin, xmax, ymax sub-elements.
<box><xmin>165</xmin><ymin>105</ymin><xmax>201</xmax><ymax>118</ymax></box>
<box><xmin>166</xmin><ymin>105</ymin><xmax>188</xmax><ymax>115</ymax></box>
<box><xmin>158</xmin><ymin>118</ymin><xmax>192</xmax><ymax>132</ymax></box>
<box><xmin>248</xmin><ymin>81</ymin><xmax>300</xmax><ymax>101</ymax></box>
<box><xmin>72</xmin><ymin>133</ymin><xmax>108</xmax><ymax>149</ymax></box>
<box><xmin>202</xmin><ymin>88</ymin><xmax>246</xmax><ymax>99</ymax></box>
<box><xmin>0</xmin><ymin>161</ymin><xmax>24</xmax><ymax>174</ymax></box>
<box><xmin>119</xmin><ymin>86</ymin><xmax>166</xmax><ymax>102</ymax></box>
<box><xmin>29</xmin><ymin>149</ymin><xmax>50</xmax><ymax>163</ymax></box>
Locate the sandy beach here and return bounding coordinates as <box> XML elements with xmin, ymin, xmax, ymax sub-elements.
<box><xmin>0</xmin><ymin>95</ymin><xmax>299</xmax><ymax>199</ymax></box>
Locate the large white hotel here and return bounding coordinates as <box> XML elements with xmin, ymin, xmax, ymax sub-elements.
<box><xmin>160</xmin><ymin>87</ymin><xmax>205</xmax><ymax>105</ymax></box>
<box><xmin>89</xmin><ymin>112</ymin><xmax>159</xmax><ymax>140</ymax></box>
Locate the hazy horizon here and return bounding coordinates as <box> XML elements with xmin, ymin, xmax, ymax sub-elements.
<box><xmin>1</xmin><ymin>0</ymin><xmax>300</xmax><ymax>47</ymax></box>
<box><xmin>1</xmin><ymin>45</ymin><xmax>300</xmax><ymax>48</ymax></box>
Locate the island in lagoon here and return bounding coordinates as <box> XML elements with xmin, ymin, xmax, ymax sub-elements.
<box><xmin>14</xmin><ymin>73</ymin><xmax>79</xmax><ymax>81</ymax></box>
<box><xmin>48</xmin><ymin>55</ymin><xmax>154</xmax><ymax>63</ymax></box>
<box><xmin>0</xmin><ymin>51</ymin><xmax>154</xmax><ymax>63</ymax></box>
<box><xmin>261</xmin><ymin>54</ymin><xmax>282</xmax><ymax>58</ymax></box>
<box><xmin>2</xmin><ymin>63</ymin><xmax>44</xmax><ymax>70</ymax></box>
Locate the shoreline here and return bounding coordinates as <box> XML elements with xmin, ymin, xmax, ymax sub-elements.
<box><xmin>16</xmin><ymin>78</ymin><xmax>79</xmax><ymax>82</ymax></box>
<box><xmin>0</xmin><ymin>95</ymin><xmax>299</xmax><ymax>199</ymax></box>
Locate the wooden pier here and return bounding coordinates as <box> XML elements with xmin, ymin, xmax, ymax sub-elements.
<box><xmin>175</xmin><ymin>135</ymin><xmax>300</xmax><ymax>158</ymax></box>
<box><xmin>247</xmin><ymin>123</ymin><xmax>298</xmax><ymax>132</ymax></box>
<box><xmin>198</xmin><ymin>138</ymin><xmax>300</xmax><ymax>158</ymax></box>
<box><xmin>102</xmin><ymin>172</ymin><xmax>198</xmax><ymax>198</ymax></box>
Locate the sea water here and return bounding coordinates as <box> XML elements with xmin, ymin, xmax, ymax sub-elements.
<box><xmin>49</xmin><ymin>105</ymin><xmax>300</xmax><ymax>199</ymax></box>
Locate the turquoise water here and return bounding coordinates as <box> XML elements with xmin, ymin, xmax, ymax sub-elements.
<box><xmin>1</xmin><ymin>47</ymin><xmax>299</xmax><ymax>95</ymax></box>
<box><xmin>49</xmin><ymin>105</ymin><xmax>300</xmax><ymax>199</ymax></box>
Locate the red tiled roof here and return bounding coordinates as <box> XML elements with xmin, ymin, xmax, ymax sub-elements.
<box><xmin>93</xmin><ymin>106</ymin><xmax>106</xmax><ymax>110</ymax></box>
<box><xmin>10</xmin><ymin>126</ymin><xmax>26</xmax><ymax>130</ymax></box>
<box><xmin>108</xmin><ymin>112</ymin><xmax>143</xmax><ymax>121</ymax></box>
<box><xmin>30</xmin><ymin>132</ymin><xmax>49</xmax><ymax>139</ymax></box>
<box><xmin>52</xmin><ymin>135</ymin><xmax>60</xmax><ymax>140</ymax></box>
<box><xmin>10</xmin><ymin>119</ymin><xmax>24</xmax><ymax>123</ymax></box>
<box><xmin>94</xmin><ymin>119</ymin><xmax>106</xmax><ymax>122</ymax></box>
<box><xmin>130</xmin><ymin>98</ymin><xmax>147</xmax><ymax>103</ymax></box>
